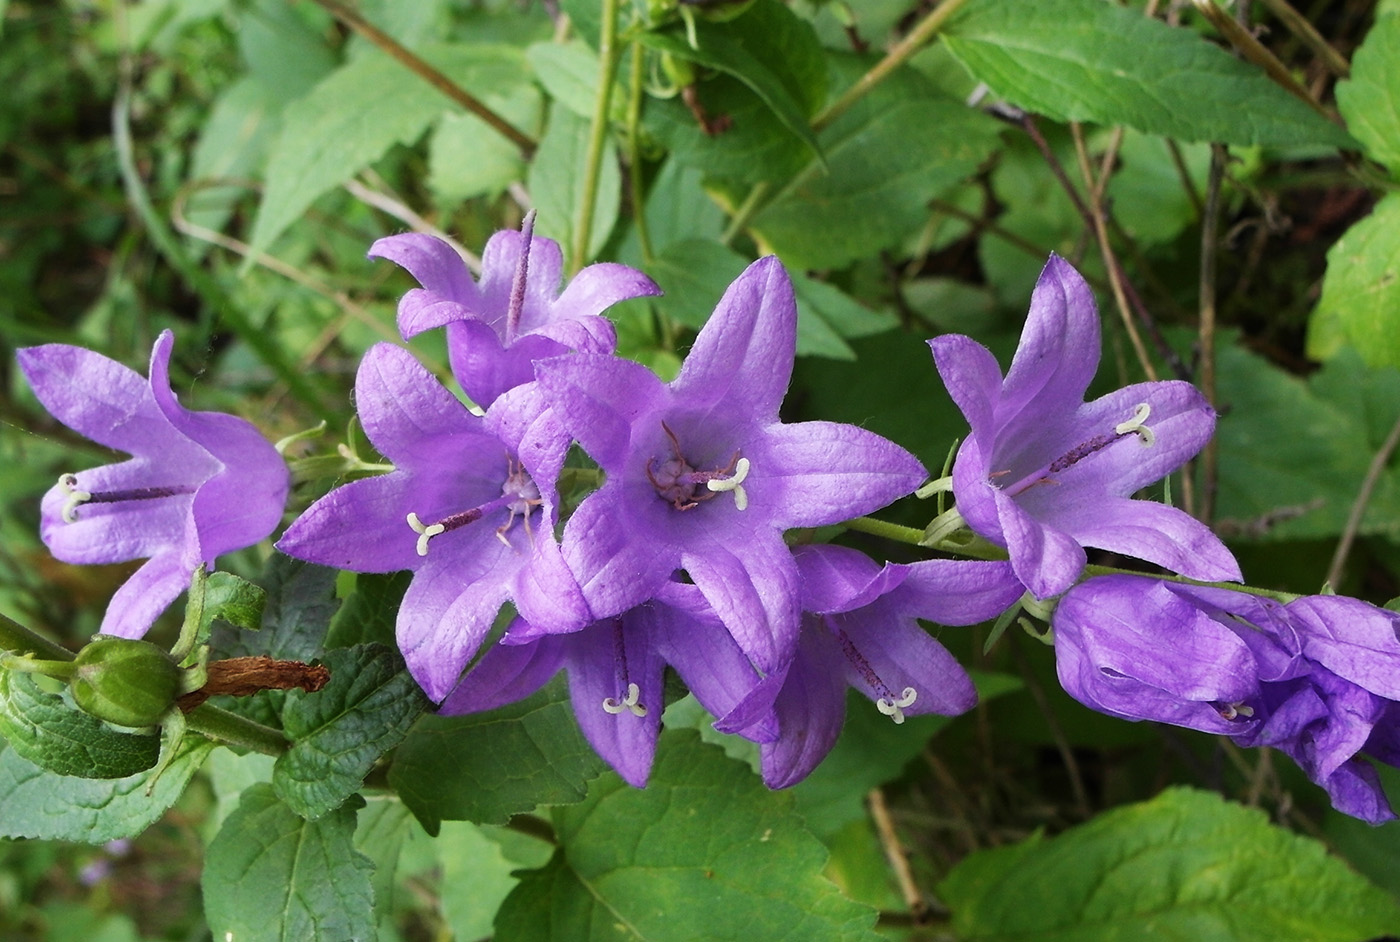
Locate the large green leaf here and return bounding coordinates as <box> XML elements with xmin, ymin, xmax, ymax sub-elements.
<box><xmin>942</xmin><ymin>0</ymin><xmax>1353</xmax><ymax>148</ymax></box>
<box><xmin>494</xmin><ymin>730</ymin><xmax>882</xmax><ymax>942</ymax></box>
<box><xmin>247</xmin><ymin>43</ymin><xmax>533</xmax><ymax>258</ymax></box>
<box><xmin>1306</xmin><ymin>192</ymin><xmax>1400</xmax><ymax>369</ymax></box>
<box><xmin>213</xmin><ymin>555</ymin><xmax>339</xmax><ymax>663</ymax></box>
<box><xmin>637</xmin><ymin>0</ymin><xmax>826</xmax><ymax>161</ymax></box>
<box><xmin>274</xmin><ymin>643</ymin><xmax>430</xmax><ymax>820</ymax></box>
<box><xmin>528</xmin><ymin>105</ymin><xmax>621</xmax><ymax>265</ymax></box>
<box><xmin>0</xmin><ymin>736</ymin><xmax>214</xmax><ymax>843</ymax></box>
<box><xmin>1216</xmin><ymin>341</ymin><xmax>1400</xmax><ymax>542</ymax></box>
<box><xmin>1337</xmin><ymin>14</ymin><xmax>1400</xmax><ymax>172</ymax></box>
<box><xmin>750</xmin><ymin>55</ymin><xmax>1002</xmax><ymax>270</ymax></box>
<box><xmin>0</xmin><ymin>669</ymin><xmax>158</xmax><ymax>779</ymax></box>
<box><xmin>203</xmin><ymin>783</ymin><xmax>375</xmax><ymax>942</ymax></box>
<box><xmin>389</xmin><ymin>676</ymin><xmax>605</xmax><ymax>833</ymax></box>
<box><xmin>939</xmin><ymin>787</ymin><xmax>1400</xmax><ymax>941</ymax></box>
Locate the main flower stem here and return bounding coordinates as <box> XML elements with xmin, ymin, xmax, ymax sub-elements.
<box><xmin>571</xmin><ymin>0</ymin><xmax>623</xmax><ymax>273</ymax></box>
<box><xmin>185</xmin><ymin>703</ymin><xmax>288</xmax><ymax>757</ymax></box>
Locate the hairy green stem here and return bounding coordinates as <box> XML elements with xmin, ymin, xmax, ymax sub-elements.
<box><xmin>0</xmin><ymin>613</ymin><xmax>75</xmax><ymax>662</ymax></box>
<box><xmin>185</xmin><ymin>703</ymin><xmax>288</xmax><ymax>757</ymax></box>
<box><xmin>571</xmin><ymin>0</ymin><xmax>624</xmax><ymax>274</ymax></box>
<box><xmin>626</xmin><ymin>41</ymin><xmax>655</xmax><ymax>266</ymax></box>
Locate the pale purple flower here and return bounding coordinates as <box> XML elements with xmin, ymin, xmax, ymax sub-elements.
<box><xmin>276</xmin><ymin>343</ymin><xmax>589</xmax><ymax>701</ymax></box>
<box><xmin>931</xmin><ymin>255</ymin><xmax>1240</xmax><ymax>599</ymax></box>
<box><xmin>717</xmin><ymin>544</ymin><xmax>1024</xmax><ymax>788</ymax></box>
<box><xmin>17</xmin><ymin>331</ymin><xmax>289</xmax><ymax>638</ymax></box>
<box><xmin>1054</xmin><ymin>575</ymin><xmax>1400</xmax><ymax>824</ymax></box>
<box><xmin>440</xmin><ymin>583</ymin><xmax>761</xmax><ymax>787</ymax></box>
<box><xmin>535</xmin><ymin>257</ymin><xmax>928</xmax><ymax>672</ymax></box>
<box><xmin>369</xmin><ymin>218</ymin><xmax>660</xmax><ymax>408</ymax></box>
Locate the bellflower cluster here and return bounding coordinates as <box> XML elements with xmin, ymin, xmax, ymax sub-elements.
<box><xmin>931</xmin><ymin>256</ymin><xmax>1241</xmax><ymax>599</ymax></box>
<box><xmin>18</xmin><ymin>331</ymin><xmax>289</xmax><ymax>638</ymax></box>
<box><xmin>1054</xmin><ymin>575</ymin><xmax>1400</xmax><ymax>824</ymax></box>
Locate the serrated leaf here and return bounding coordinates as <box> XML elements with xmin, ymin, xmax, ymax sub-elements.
<box><xmin>939</xmin><ymin>787</ymin><xmax>1400</xmax><ymax>941</ymax></box>
<box><xmin>751</xmin><ymin>55</ymin><xmax>1002</xmax><ymax>270</ymax></box>
<box><xmin>942</xmin><ymin>0</ymin><xmax>1353</xmax><ymax>148</ymax></box>
<box><xmin>528</xmin><ymin>105</ymin><xmax>620</xmax><ymax>265</ymax></box>
<box><xmin>439</xmin><ymin>821</ymin><xmax>536</xmax><ymax>941</ymax></box>
<box><xmin>247</xmin><ymin>43</ymin><xmax>532</xmax><ymax>258</ymax></box>
<box><xmin>525</xmin><ymin>40</ymin><xmax>625</xmax><ymax>122</ymax></box>
<box><xmin>1216</xmin><ymin>341</ymin><xmax>1400</xmax><ymax>541</ymax></box>
<box><xmin>203</xmin><ymin>783</ymin><xmax>375</xmax><ymax>942</ymax></box>
<box><xmin>494</xmin><ymin>730</ymin><xmax>883</xmax><ymax>942</ymax></box>
<box><xmin>0</xmin><ymin>669</ymin><xmax>158</xmax><ymax>779</ymax></box>
<box><xmin>0</xmin><ymin>736</ymin><xmax>214</xmax><ymax>843</ymax></box>
<box><xmin>184</xmin><ymin>568</ymin><xmax>267</xmax><ymax>663</ymax></box>
<box><xmin>274</xmin><ymin>643</ymin><xmax>430</xmax><ymax>820</ymax></box>
<box><xmin>389</xmin><ymin>676</ymin><xmax>605</xmax><ymax>833</ymax></box>
<box><xmin>326</xmin><ymin>571</ymin><xmax>410</xmax><ymax>650</ymax></box>
<box><xmin>213</xmin><ymin>555</ymin><xmax>339</xmax><ymax>663</ymax></box>
<box><xmin>1306</xmin><ymin>192</ymin><xmax>1400</xmax><ymax>369</ymax></box>
<box><xmin>637</xmin><ymin>0</ymin><xmax>826</xmax><ymax>161</ymax></box>
<box><xmin>1337</xmin><ymin>15</ymin><xmax>1400</xmax><ymax>172</ymax></box>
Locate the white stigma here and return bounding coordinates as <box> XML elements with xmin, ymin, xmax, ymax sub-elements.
<box><xmin>601</xmin><ymin>682</ymin><xmax>647</xmax><ymax>717</ymax></box>
<box><xmin>1114</xmin><ymin>402</ymin><xmax>1156</xmax><ymax>446</ymax></box>
<box><xmin>705</xmin><ymin>457</ymin><xmax>751</xmax><ymax>511</ymax></box>
<box><xmin>406</xmin><ymin>512</ymin><xmax>445</xmax><ymax>557</ymax></box>
<box><xmin>58</xmin><ymin>473</ymin><xmax>92</xmax><ymax>524</ymax></box>
<box><xmin>875</xmin><ymin>687</ymin><xmax>917</xmax><ymax>725</ymax></box>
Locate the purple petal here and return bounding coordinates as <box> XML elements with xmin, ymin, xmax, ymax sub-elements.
<box><xmin>683</xmin><ymin>532</ymin><xmax>799</xmax><ymax>672</ymax></box>
<box><xmin>477</xmin><ymin>229</ymin><xmax>565</xmax><ymax>334</ymax></box>
<box><xmin>752</xmin><ymin>421</ymin><xmax>927</xmax><ymax>529</ymax></box>
<box><xmin>277</xmin><ymin>473</ymin><xmax>423</xmax><ymax>573</ymax></box>
<box><xmin>998</xmin><ymin>255</ymin><xmax>1099</xmax><ymax>420</ymax></box>
<box><xmin>792</xmin><ymin>544</ymin><xmax>907</xmax><ymax>614</ymax></box>
<box><xmin>447</xmin><ymin>323</ymin><xmax>565</xmax><ymax>408</ymax></box>
<box><xmin>535</xmin><ymin>353</ymin><xmax>668</xmax><ymax>471</ymax></box>
<box><xmin>1316</xmin><ymin>760</ymin><xmax>1396</xmax><ymax>825</ymax></box>
<box><xmin>994</xmin><ymin>488</ymin><xmax>1086</xmax><ymax>598</ymax></box>
<box><xmin>438</xmin><ymin>627</ymin><xmax>568</xmax><ymax>715</ymax></box>
<box><xmin>353</xmin><ymin>343</ymin><xmax>495</xmax><ymax>467</ymax></box>
<box><xmin>561</xmin><ymin>487</ymin><xmax>677</xmax><ymax>619</ymax></box>
<box><xmin>1286</xmin><ymin>596</ymin><xmax>1400</xmax><ymax>700</ymax></box>
<box><xmin>1060</xmin><ymin>498</ymin><xmax>1242</xmax><ymax>584</ymax></box>
<box><xmin>566</xmin><ymin>615</ymin><xmax>665</xmax><ymax>787</ymax></box>
<box><xmin>929</xmin><ymin>334</ymin><xmax>1004</xmax><ymax>445</ymax></box>
<box><xmin>99</xmin><ymin>552</ymin><xmax>193</xmax><ymax>639</ymax></box>
<box><xmin>512</xmin><ymin>534</ymin><xmax>591</xmax><ymax>636</ymax></box>
<box><xmin>649</xmin><ymin>588</ymin><xmax>765</xmax><ymax>728</ymax></box>
<box><xmin>833</xmin><ymin>607</ymin><xmax>977</xmax><ymax>717</ymax></box>
<box><xmin>671</xmin><ymin>256</ymin><xmax>795</xmax><ymax>421</ymax></box>
<box><xmin>893</xmin><ymin>559</ymin><xmax>1025</xmax><ymax>626</ymax></box>
<box><xmin>552</xmin><ymin>261</ymin><xmax>661</xmax><ymax>324</ymax></box>
<box><xmin>369</xmin><ymin>233</ymin><xmax>479</xmax><ymax>313</ymax></box>
<box><xmin>756</xmin><ymin>629</ymin><xmax>848</xmax><ymax>788</ymax></box>
<box><xmin>40</xmin><ymin>461</ymin><xmax>196</xmax><ymax>565</ymax></box>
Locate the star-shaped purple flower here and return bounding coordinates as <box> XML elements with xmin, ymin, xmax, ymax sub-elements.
<box><xmin>717</xmin><ymin>544</ymin><xmax>1024</xmax><ymax>788</ymax></box>
<box><xmin>369</xmin><ymin>218</ymin><xmax>660</xmax><ymax>408</ymax></box>
<box><xmin>931</xmin><ymin>255</ymin><xmax>1241</xmax><ymax>598</ymax></box>
<box><xmin>17</xmin><ymin>331</ymin><xmax>289</xmax><ymax>638</ymax></box>
<box><xmin>534</xmin><ymin>256</ymin><xmax>928</xmax><ymax>672</ymax></box>
<box><xmin>1054</xmin><ymin>575</ymin><xmax>1400</xmax><ymax>824</ymax></box>
<box><xmin>276</xmin><ymin>343</ymin><xmax>589</xmax><ymax>701</ymax></box>
<box><xmin>440</xmin><ymin>583</ymin><xmax>762</xmax><ymax>787</ymax></box>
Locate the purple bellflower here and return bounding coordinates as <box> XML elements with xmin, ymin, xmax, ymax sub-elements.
<box><xmin>276</xmin><ymin>343</ymin><xmax>589</xmax><ymax>701</ymax></box>
<box><xmin>1054</xmin><ymin>575</ymin><xmax>1400</xmax><ymax>824</ymax></box>
<box><xmin>930</xmin><ymin>255</ymin><xmax>1240</xmax><ymax>599</ymax></box>
<box><xmin>534</xmin><ymin>257</ymin><xmax>928</xmax><ymax>673</ymax></box>
<box><xmin>719</xmin><ymin>545</ymin><xmax>1024</xmax><ymax>788</ymax></box>
<box><xmin>17</xmin><ymin>331</ymin><xmax>289</xmax><ymax>638</ymax></box>
<box><xmin>369</xmin><ymin>216</ymin><xmax>660</xmax><ymax>408</ymax></box>
<box><xmin>441</xmin><ymin>583</ymin><xmax>762</xmax><ymax>787</ymax></box>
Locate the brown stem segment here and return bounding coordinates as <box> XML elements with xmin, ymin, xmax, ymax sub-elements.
<box><xmin>177</xmin><ymin>656</ymin><xmax>330</xmax><ymax>712</ymax></box>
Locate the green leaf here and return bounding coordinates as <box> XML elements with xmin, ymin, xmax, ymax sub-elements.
<box><xmin>792</xmin><ymin>673</ymin><xmax>1021</xmax><ymax>838</ymax></box>
<box><xmin>526</xmin><ymin>40</ymin><xmax>625</xmax><ymax>123</ymax></box>
<box><xmin>0</xmin><ymin>669</ymin><xmax>158</xmax><ymax>779</ymax></box>
<box><xmin>1216</xmin><ymin>341</ymin><xmax>1400</xmax><ymax>541</ymax></box>
<box><xmin>528</xmin><ymin>105</ymin><xmax>621</xmax><ymax>265</ymax></box>
<box><xmin>203</xmin><ymin>783</ymin><xmax>376</xmax><ymax>942</ymax></box>
<box><xmin>428</xmin><ymin>77</ymin><xmax>541</xmax><ymax>204</ymax></box>
<box><xmin>185</xmin><ymin>568</ymin><xmax>266</xmax><ymax>655</ymax></box>
<box><xmin>389</xmin><ymin>676</ymin><xmax>605</xmax><ymax>833</ymax></box>
<box><xmin>439</xmin><ymin>821</ymin><xmax>538</xmax><ymax>941</ymax></box>
<box><xmin>751</xmin><ymin>55</ymin><xmax>1002</xmax><ymax>270</ymax></box>
<box><xmin>325</xmin><ymin>571</ymin><xmax>410</xmax><ymax>650</ymax></box>
<box><xmin>214</xmin><ymin>555</ymin><xmax>339</xmax><ymax>663</ymax></box>
<box><xmin>942</xmin><ymin>0</ymin><xmax>1353</xmax><ymax>148</ymax></box>
<box><xmin>274</xmin><ymin>643</ymin><xmax>430</xmax><ymax>820</ymax></box>
<box><xmin>494</xmin><ymin>730</ymin><xmax>882</xmax><ymax>942</ymax></box>
<box><xmin>1337</xmin><ymin>15</ymin><xmax>1400</xmax><ymax>172</ymax></box>
<box><xmin>0</xmin><ymin>735</ymin><xmax>214</xmax><ymax>843</ymax></box>
<box><xmin>939</xmin><ymin>787</ymin><xmax>1400</xmax><ymax>941</ymax></box>
<box><xmin>1307</xmin><ymin>192</ymin><xmax>1400</xmax><ymax>369</ymax></box>
<box><xmin>247</xmin><ymin>43</ymin><xmax>532</xmax><ymax>258</ymax></box>
<box><xmin>637</xmin><ymin>0</ymin><xmax>826</xmax><ymax>161</ymax></box>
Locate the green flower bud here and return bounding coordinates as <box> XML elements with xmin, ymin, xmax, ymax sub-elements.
<box><xmin>70</xmin><ymin>636</ymin><xmax>182</xmax><ymax>728</ymax></box>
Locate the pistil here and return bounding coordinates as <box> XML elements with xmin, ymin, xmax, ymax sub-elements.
<box><xmin>997</xmin><ymin>403</ymin><xmax>1157</xmax><ymax>496</ymax></box>
<box><xmin>600</xmin><ymin>620</ymin><xmax>647</xmax><ymax>717</ymax></box>
<box><xmin>406</xmin><ymin>459</ymin><xmax>542</xmax><ymax>557</ymax></box>
<box><xmin>833</xmin><ymin>621</ymin><xmax>918</xmax><ymax>725</ymax></box>
<box><xmin>645</xmin><ymin>422</ymin><xmax>749</xmax><ymax>511</ymax></box>
<box><xmin>503</xmin><ymin>210</ymin><xmax>537</xmax><ymax>346</ymax></box>
<box><xmin>57</xmin><ymin>473</ymin><xmax>196</xmax><ymax>524</ymax></box>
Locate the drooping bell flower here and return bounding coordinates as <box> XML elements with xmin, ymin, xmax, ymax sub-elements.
<box><xmin>930</xmin><ymin>255</ymin><xmax>1240</xmax><ymax>599</ymax></box>
<box><xmin>276</xmin><ymin>343</ymin><xmax>589</xmax><ymax>701</ymax></box>
<box><xmin>441</xmin><ymin>583</ymin><xmax>763</xmax><ymax>787</ymax></box>
<box><xmin>1054</xmin><ymin>575</ymin><xmax>1400</xmax><ymax>824</ymax></box>
<box><xmin>717</xmin><ymin>544</ymin><xmax>1024</xmax><ymax>788</ymax></box>
<box><xmin>17</xmin><ymin>331</ymin><xmax>289</xmax><ymax>638</ymax></box>
<box><xmin>369</xmin><ymin>214</ymin><xmax>661</xmax><ymax>408</ymax></box>
<box><xmin>534</xmin><ymin>256</ymin><xmax>928</xmax><ymax>673</ymax></box>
